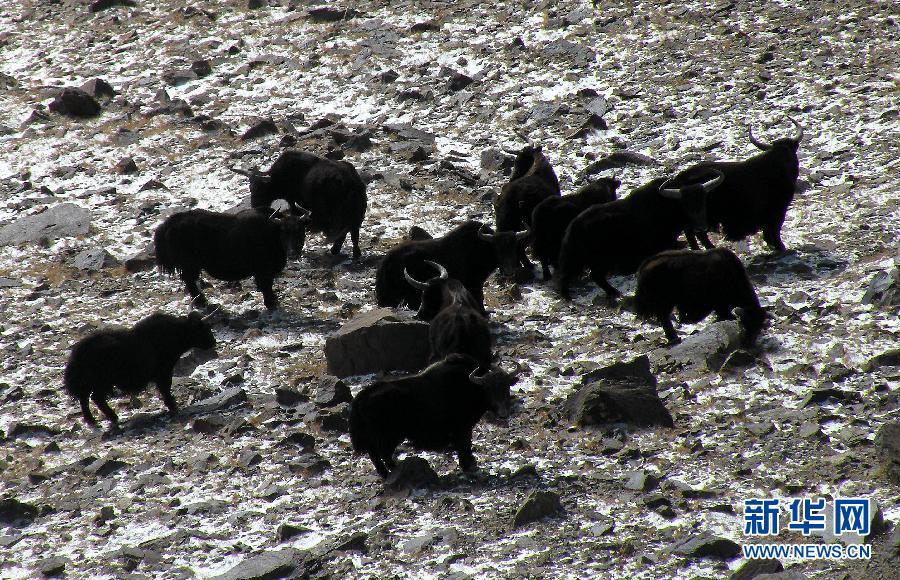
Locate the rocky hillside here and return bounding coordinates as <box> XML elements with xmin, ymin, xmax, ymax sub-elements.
<box><xmin>1</xmin><ymin>1</ymin><xmax>898</xmax><ymax>578</ymax></box>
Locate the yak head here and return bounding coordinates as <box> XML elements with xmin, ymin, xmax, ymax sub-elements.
<box><xmin>658</xmin><ymin>170</ymin><xmax>725</xmax><ymax>233</ymax></box>
<box><xmin>576</xmin><ymin>176</ymin><xmax>621</xmax><ymax>204</ymax></box>
<box><xmin>271</xmin><ymin>207</ymin><xmax>312</xmax><ymax>258</ymax></box>
<box><xmin>468</xmin><ymin>361</ymin><xmax>521</xmax><ymax>420</ymax></box>
<box><xmin>230</xmin><ymin>166</ymin><xmax>275</xmax><ymax>208</ymax></box>
<box><xmin>404</xmin><ymin>260</ymin><xmax>458</xmax><ymax>320</ymax></box>
<box><xmin>476</xmin><ymin>223</ymin><xmax>529</xmax><ymax>277</ymax></box>
<box><xmin>184</xmin><ymin>311</ymin><xmax>217</xmax><ymax>351</ymax></box>
<box><xmin>748</xmin><ymin>116</ymin><xmax>804</xmax><ymax>181</ymax></box>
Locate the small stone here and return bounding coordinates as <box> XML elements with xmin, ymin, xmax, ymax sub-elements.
<box><xmin>114</xmin><ymin>156</ymin><xmax>139</xmax><ymax>174</ymax></box>
<box><xmin>875</xmin><ymin>422</ymin><xmax>900</xmax><ymax>483</ymax></box>
<box><xmin>275</xmin><ymin>387</ymin><xmax>307</xmax><ymax>406</ymax></box>
<box><xmin>238</xmin><ymin>451</ymin><xmax>262</xmax><ymax>468</ymax></box>
<box><xmin>37</xmin><ymin>556</ymin><xmax>69</xmax><ymax>577</ymax></box>
<box><xmin>624</xmin><ymin>470</ymin><xmax>659</xmax><ymax>492</ymax></box>
<box><xmin>89</xmin><ymin>0</ymin><xmax>136</xmax><ymax>12</ymax></box>
<box><xmin>241</xmin><ymin>119</ymin><xmax>279</xmax><ymax>141</ymax></box>
<box><xmin>674</xmin><ymin>533</ymin><xmax>741</xmax><ymax>559</ymax></box>
<box><xmin>798</xmin><ymin>422</ymin><xmax>821</xmax><ymax>439</ymax></box>
<box><xmin>95</xmin><ymin>505</ymin><xmax>115</xmax><ymax>525</ymax></box>
<box><xmin>313</xmin><ymin>376</ymin><xmax>352</xmax><ymax>407</ymax></box>
<box><xmin>276</xmin><ymin>523</ymin><xmax>309</xmax><ymax>543</ymax></box>
<box><xmin>0</xmin><ymin>498</ymin><xmax>39</xmax><ymax>526</ymax></box>
<box><xmin>84</xmin><ymin>458</ymin><xmax>129</xmax><ymax>477</ymax></box>
<box><xmin>730</xmin><ymin>558</ymin><xmax>784</xmax><ymax>580</ymax></box>
<box><xmin>512</xmin><ymin>490</ymin><xmax>564</xmax><ymax>528</ymax></box>
<box><xmin>72</xmin><ymin>247</ymin><xmax>120</xmax><ymax>271</ymax></box>
<box><xmin>384</xmin><ymin>457</ymin><xmax>439</xmax><ymax>491</ymax></box>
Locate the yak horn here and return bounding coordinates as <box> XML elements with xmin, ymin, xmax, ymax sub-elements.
<box><xmin>228</xmin><ymin>165</ymin><xmax>255</xmax><ymax>177</ymax></box>
<box><xmin>477</xmin><ymin>223</ymin><xmax>495</xmax><ymax>241</ymax></box>
<box><xmin>404</xmin><ymin>267</ymin><xmax>430</xmax><ymax>291</ymax></box>
<box><xmin>505</xmin><ymin>360</ymin><xmax>523</xmax><ymax>375</ymax></box>
<box><xmin>269</xmin><ymin>209</ymin><xmax>280</xmax><ymax>219</ymax></box>
<box><xmin>700</xmin><ymin>169</ymin><xmax>725</xmax><ymax>192</ymax></box>
<box><xmin>514</xmin><ymin>227</ymin><xmax>530</xmax><ymax>243</ymax></box>
<box><xmin>201</xmin><ymin>306</ymin><xmax>221</xmax><ymax>322</ymax></box>
<box><xmin>785</xmin><ymin>115</ymin><xmax>804</xmax><ymax>143</ymax></box>
<box><xmin>747</xmin><ymin>123</ymin><xmax>772</xmax><ymax>151</ymax></box>
<box><xmin>658</xmin><ymin>176</ymin><xmax>683</xmax><ymax>199</ymax></box>
<box><xmin>295</xmin><ymin>206</ymin><xmax>312</xmax><ymax>222</ymax></box>
<box><xmin>468</xmin><ymin>367</ymin><xmax>487</xmax><ymax>385</ymax></box>
<box><xmin>423</xmin><ymin>260</ymin><xmax>448</xmax><ymax>281</ymax></box>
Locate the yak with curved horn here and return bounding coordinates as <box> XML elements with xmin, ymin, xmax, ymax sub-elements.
<box><xmin>376</xmin><ymin>221</ymin><xmax>528</xmax><ymax>313</ymax></box>
<box><xmin>666</xmin><ymin>115</ymin><xmax>805</xmax><ymax>253</ymax></box>
<box><xmin>556</xmin><ymin>171</ymin><xmax>726</xmax><ymax>299</ymax></box>
<box><xmin>404</xmin><ymin>260</ymin><xmax>492</xmax><ymax>369</ymax></box>
<box><xmin>229</xmin><ymin>149</ymin><xmax>367</xmax><ymax>258</ymax></box>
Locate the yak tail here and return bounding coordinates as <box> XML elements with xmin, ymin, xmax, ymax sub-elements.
<box><xmin>152</xmin><ymin>221</ymin><xmax>179</xmax><ymax>276</ymax></box>
<box><xmin>349</xmin><ymin>396</ymin><xmax>367</xmax><ymax>454</ymax></box>
<box><xmin>62</xmin><ymin>358</ymin><xmax>87</xmax><ymax>400</ymax></box>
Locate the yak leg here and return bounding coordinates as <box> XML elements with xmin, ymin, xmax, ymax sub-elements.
<box><xmin>254</xmin><ymin>275</ymin><xmax>278</xmax><ymax>310</ymax></box>
<box><xmin>155</xmin><ymin>375</ymin><xmax>178</xmax><ymax>413</ymax></box>
<box><xmin>762</xmin><ymin>219</ymin><xmax>787</xmax><ymax>253</ymax></box>
<box><xmin>180</xmin><ymin>270</ymin><xmax>207</xmax><ymax>307</ymax></box>
<box><xmin>697</xmin><ymin>231</ymin><xmax>715</xmax><ymax>250</ymax></box>
<box><xmin>685</xmin><ymin>232</ymin><xmax>701</xmax><ymax>251</ymax></box>
<box><xmin>453</xmin><ymin>432</ymin><xmax>477</xmax><ymax>472</ymax></box>
<box><xmin>91</xmin><ymin>393</ymin><xmax>119</xmax><ymax>424</ymax></box>
<box><xmin>659</xmin><ymin>313</ymin><xmax>681</xmax><ymax>345</ymax></box>
<box><xmin>590</xmin><ymin>268</ymin><xmax>621</xmax><ymax>298</ymax></box>
<box><xmin>79</xmin><ymin>394</ymin><xmax>98</xmax><ymax>426</ymax></box>
<box><xmin>517</xmin><ymin>246</ymin><xmax>533</xmax><ymax>269</ymax></box>
<box><xmin>350</xmin><ymin>227</ymin><xmax>361</xmax><ymax>259</ymax></box>
<box><xmin>368</xmin><ymin>449</ymin><xmax>390</xmax><ymax>479</ymax></box>
<box><xmin>330</xmin><ymin>231</ymin><xmax>348</xmax><ymax>256</ymax></box>
<box><xmin>540</xmin><ymin>260</ymin><xmax>552</xmax><ymax>281</ymax></box>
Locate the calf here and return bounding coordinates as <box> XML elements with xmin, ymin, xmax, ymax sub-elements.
<box><xmin>556</xmin><ymin>172</ymin><xmax>724</xmax><ymax>299</ymax></box>
<box><xmin>493</xmin><ymin>144</ymin><xmax>561</xmax><ymax>269</ymax></box>
<box><xmin>376</xmin><ymin>220</ymin><xmax>528</xmax><ymax>313</ymax></box>
<box><xmin>154</xmin><ymin>208</ymin><xmax>309</xmax><ymax>310</ymax></box>
<box><xmin>669</xmin><ymin>116</ymin><xmax>804</xmax><ymax>252</ymax></box>
<box><xmin>634</xmin><ymin>248</ymin><xmax>767</xmax><ymax>345</ymax></box>
<box><xmin>349</xmin><ymin>354</ymin><xmax>518</xmax><ymax>478</ymax></box>
<box><xmin>231</xmin><ymin>149</ymin><xmax>367</xmax><ymax>258</ymax></box>
<box><xmin>530</xmin><ymin>177</ymin><xmax>620</xmax><ymax>280</ymax></box>
<box><xmin>64</xmin><ymin>312</ymin><xmax>216</xmax><ymax>426</ymax></box>
<box><xmin>405</xmin><ymin>261</ymin><xmax>491</xmax><ymax>369</ymax></box>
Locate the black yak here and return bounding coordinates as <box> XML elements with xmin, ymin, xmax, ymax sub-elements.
<box><xmin>375</xmin><ymin>220</ymin><xmax>528</xmax><ymax>313</ymax></box>
<box><xmin>556</xmin><ymin>171</ymin><xmax>724</xmax><ymax>299</ymax></box>
<box><xmin>634</xmin><ymin>248</ymin><xmax>767</xmax><ymax>345</ymax></box>
<box><xmin>530</xmin><ymin>177</ymin><xmax>620</xmax><ymax>280</ymax></box>
<box><xmin>405</xmin><ymin>260</ymin><xmax>491</xmax><ymax>369</ymax></box>
<box><xmin>230</xmin><ymin>149</ymin><xmax>367</xmax><ymax>258</ymax></box>
<box><xmin>669</xmin><ymin>116</ymin><xmax>804</xmax><ymax>252</ymax></box>
<box><xmin>349</xmin><ymin>354</ymin><xmax>518</xmax><ymax>478</ymax></box>
<box><xmin>154</xmin><ymin>208</ymin><xmax>309</xmax><ymax>310</ymax></box>
<box><xmin>493</xmin><ymin>144</ymin><xmax>561</xmax><ymax>269</ymax></box>
<box><xmin>64</xmin><ymin>312</ymin><xmax>216</xmax><ymax>426</ymax></box>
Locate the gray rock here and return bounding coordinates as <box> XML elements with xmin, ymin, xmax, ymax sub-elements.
<box><xmin>650</xmin><ymin>320</ymin><xmax>744</xmax><ymax>372</ymax></box>
<box><xmin>583</xmin><ymin>151</ymin><xmax>658</xmax><ymax>175</ymax></box>
<box><xmin>865</xmin><ymin>348</ymin><xmax>900</xmax><ymax>371</ymax></box>
<box><xmin>114</xmin><ymin>156</ymin><xmax>139</xmax><ymax>174</ymax></box>
<box><xmin>543</xmin><ymin>38</ymin><xmax>595</xmax><ymax>66</ymax></box>
<box><xmin>7</xmin><ymin>422</ymin><xmax>60</xmax><ymax>438</ymax></box>
<box><xmin>754</xmin><ymin>571</ymin><xmax>808</xmax><ymax>580</ymax></box>
<box><xmin>182</xmin><ymin>387</ymin><xmax>248</xmax><ymax>416</ymax></box>
<box><xmin>402</xmin><ymin>533</ymin><xmax>437</xmax><ymax>554</ymax></box>
<box><xmin>307</xmin><ymin>6</ymin><xmax>362</xmax><ymax>22</ymax></box>
<box><xmin>275</xmin><ymin>387</ymin><xmax>307</xmax><ymax>406</ymax></box>
<box><xmin>36</xmin><ymin>555</ymin><xmax>69</xmax><ymax>577</ymax></box>
<box><xmin>0</xmin><ymin>498</ymin><xmax>39</xmax><ymax>526</ymax></box>
<box><xmin>0</xmin><ymin>203</ymin><xmax>91</xmax><ymax>246</ymax></box>
<box><xmin>674</xmin><ymin>533</ymin><xmax>740</xmax><ymax>559</ymax></box>
<box><xmin>862</xmin><ymin>267</ymin><xmax>899</xmax><ymax>308</ymax></box>
<box><xmin>71</xmin><ymin>247</ymin><xmax>120</xmax><ymax>271</ymax></box>
<box><xmin>565</xmin><ymin>358</ymin><xmax>672</xmax><ymax>428</ymax></box>
<box><xmin>48</xmin><ymin>88</ymin><xmax>101</xmax><ymax>118</ymax></box>
<box><xmin>124</xmin><ymin>244</ymin><xmax>156</xmax><ymax>273</ymax></box>
<box><xmin>208</xmin><ymin>547</ymin><xmax>313</xmax><ymax>580</ymax></box>
<box><xmin>79</xmin><ymin>78</ymin><xmax>116</xmax><ymax>100</ymax></box>
<box><xmin>324</xmin><ymin>308</ymin><xmax>430</xmax><ymax>377</ymax></box>
<box><xmin>241</xmin><ymin>119</ymin><xmax>279</xmax><ymax>141</ymax></box>
<box><xmin>624</xmin><ymin>470</ymin><xmax>659</xmax><ymax>492</ymax></box>
<box><xmin>512</xmin><ymin>490</ymin><xmax>564</xmax><ymax>528</ymax></box>
<box><xmin>384</xmin><ymin>457</ymin><xmax>439</xmax><ymax>491</ymax></box>
<box><xmin>875</xmin><ymin>422</ymin><xmax>900</xmax><ymax>483</ymax></box>
<box><xmin>730</xmin><ymin>558</ymin><xmax>784</xmax><ymax>580</ymax></box>
<box><xmin>313</xmin><ymin>376</ymin><xmax>352</xmax><ymax>407</ymax></box>
<box><xmin>84</xmin><ymin>458</ymin><xmax>129</xmax><ymax>477</ymax></box>
<box><xmin>172</xmin><ymin>347</ymin><xmax>217</xmax><ymax>377</ymax></box>
<box><xmin>276</xmin><ymin>523</ymin><xmax>309</xmax><ymax>543</ymax></box>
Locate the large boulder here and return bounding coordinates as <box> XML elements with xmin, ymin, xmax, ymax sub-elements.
<box><xmin>564</xmin><ymin>356</ymin><xmax>673</xmax><ymax>428</ymax></box>
<box><xmin>650</xmin><ymin>320</ymin><xmax>744</xmax><ymax>372</ymax></box>
<box><xmin>48</xmin><ymin>88</ymin><xmax>101</xmax><ymax>118</ymax></box>
<box><xmin>875</xmin><ymin>422</ymin><xmax>900</xmax><ymax>484</ymax></box>
<box><xmin>0</xmin><ymin>203</ymin><xmax>90</xmax><ymax>246</ymax></box>
<box><xmin>209</xmin><ymin>547</ymin><xmax>317</xmax><ymax>580</ymax></box>
<box><xmin>324</xmin><ymin>308</ymin><xmax>430</xmax><ymax>377</ymax></box>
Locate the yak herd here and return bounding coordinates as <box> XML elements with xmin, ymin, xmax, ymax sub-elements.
<box><xmin>64</xmin><ymin>116</ymin><xmax>804</xmax><ymax>478</ymax></box>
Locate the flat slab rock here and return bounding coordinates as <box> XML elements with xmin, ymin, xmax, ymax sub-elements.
<box><xmin>0</xmin><ymin>203</ymin><xmax>91</xmax><ymax>246</ymax></box>
<box><xmin>208</xmin><ymin>547</ymin><xmax>316</xmax><ymax>580</ymax></box>
<box><xmin>649</xmin><ymin>320</ymin><xmax>744</xmax><ymax>372</ymax></box>
<box><xmin>324</xmin><ymin>308</ymin><xmax>430</xmax><ymax>377</ymax></box>
<box><xmin>674</xmin><ymin>533</ymin><xmax>741</xmax><ymax>559</ymax></box>
<box><xmin>512</xmin><ymin>489</ymin><xmax>564</xmax><ymax>528</ymax></box>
